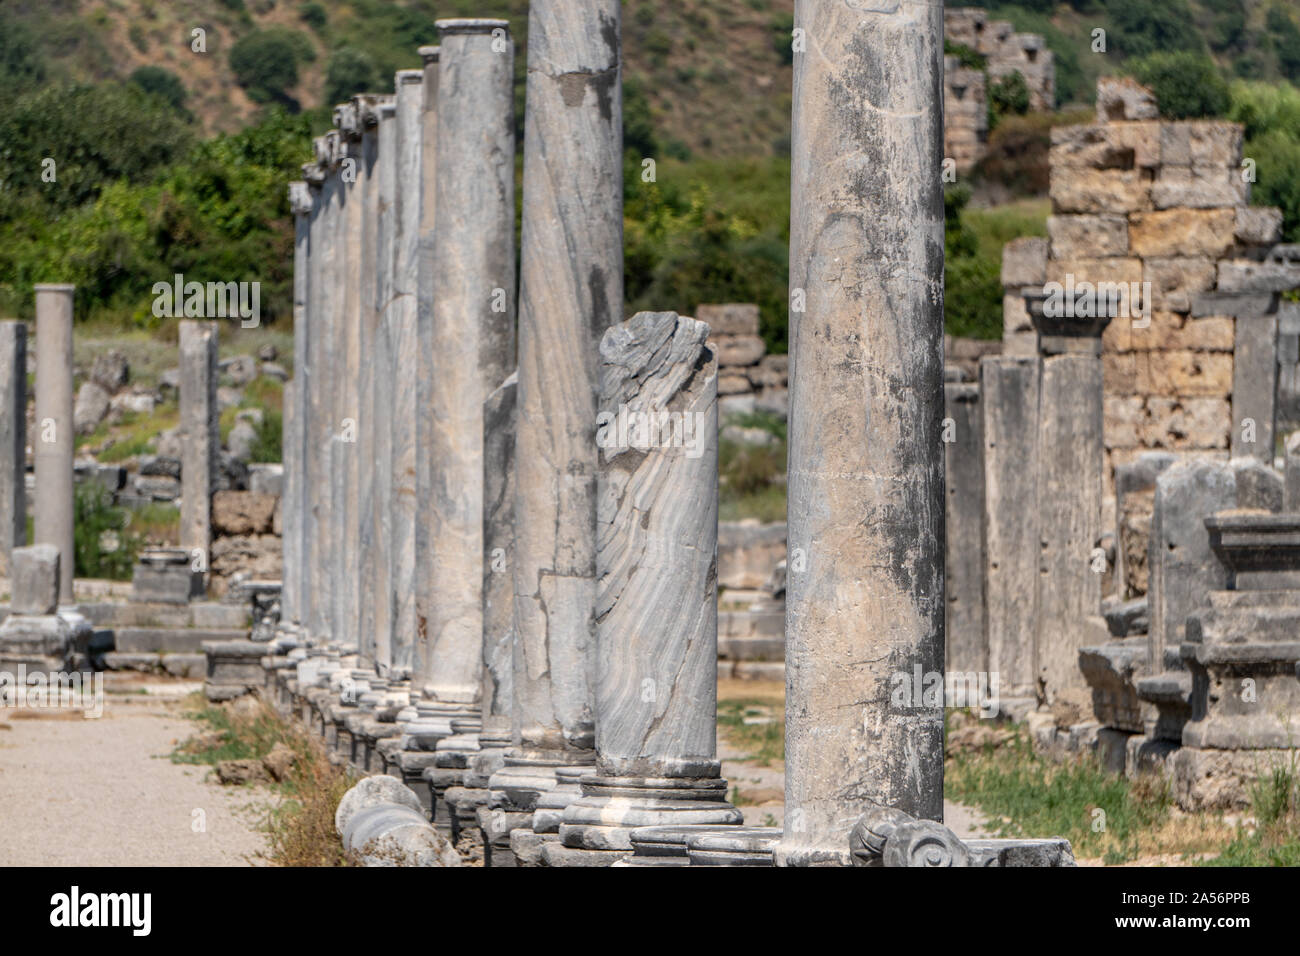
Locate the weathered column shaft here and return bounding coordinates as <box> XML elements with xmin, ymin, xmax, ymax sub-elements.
<box><xmin>179</xmin><ymin>320</ymin><xmax>218</xmax><ymax>586</ymax></box>
<box><xmin>945</xmin><ymin>382</ymin><xmax>987</xmax><ymax>676</ymax></box>
<box><xmin>781</xmin><ymin>0</ymin><xmax>946</xmax><ymax>866</ymax></box>
<box><xmin>415</xmin><ymin>46</ymin><xmax>441</xmax><ymax>687</ymax></box>
<box><xmin>328</xmin><ymin>127</ymin><xmax>355</xmax><ymax>648</ymax></box>
<box><xmin>980</xmin><ymin>356</ymin><xmax>1040</xmax><ymax>700</ymax></box>
<box><xmin>337</xmin><ymin>106</ymin><xmax>364</xmax><ymax>652</ymax></box>
<box><xmin>426</xmin><ymin>18</ymin><xmax>517</xmax><ymax>703</ymax></box>
<box><xmin>511</xmin><ymin>0</ymin><xmax>624</xmax><ymax>756</ymax></box>
<box><xmin>34</xmin><ymin>285</ymin><xmax>76</xmax><ymax>605</ymax></box>
<box><xmin>355</xmin><ymin>96</ymin><xmax>385</xmax><ymax>667</ymax></box>
<box><xmin>389</xmin><ymin>70</ymin><xmax>424</xmax><ymax>675</ymax></box>
<box><xmin>0</xmin><ymin>321</ymin><xmax>26</xmax><ymax>579</ymax></box>
<box><xmin>284</xmin><ymin>180</ymin><xmax>313</xmax><ymax>628</ymax></box>
<box><xmin>1231</xmin><ymin>309</ymin><xmax>1279</xmax><ymax>461</ymax></box>
<box><xmin>481</xmin><ymin>371</ymin><xmax>518</xmax><ymax>732</ymax></box>
<box><xmin>370</xmin><ymin>106</ymin><xmax>397</xmax><ymax>667</ymax></box>
<box><xmin>301</xmin><ymin>167</ymin><xmax>325</xmax><ymax>639</ymax></box>
<box><xmin>1034</xmin><ymin>349</ymin><xmax>1104</xmax><ymax>701</ymax></box>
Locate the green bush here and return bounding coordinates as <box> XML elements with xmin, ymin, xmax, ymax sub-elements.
<box><xmin>324</xmin><ymin>47</ymin><xmax>378</xmax><ymax>106</ymax></box>
<box><xmin>129</xmin><ymin>66</ymin><xmax>188</xmax><ymax>112</ymax></box>
<box><xmin>1268</xmin><ymin>4</ymin><xmax>1300</xmax><ymax>83</ymax></box>
<box><xmin>73</xmin><ymin>485</ymin><xmax>142</xmax><ymax>581</ymax></box>
<box><xmin>229</xmin><ymin>28</ymin><xmax>305</xmax><ymax>105</ymax></box>
<box><xmin>250</xmin><ymin>408</ymin><xmax>283</xmax><ymax>464</ymax></box>
<box><xmin>989</xmin><ymin>70</ymin><xmax>1031</xmax><ymax>129</ymax></box>
<box><xmin>1131</xmin><ymin>51</ymin><xmax>1231</xmax><ymax>119</ymax></box>
<box><xmin>1246</xmin><ymin>129</ymin><xmax>1300</xmax><ymax>242</ymax></box>
<box><xmin>298</xmin><ymin>2</ymin><xmax>328</xmax><ymax>32</ymax></box>
<box><xmin>1105</xmin><ymin>0</ymin><xmax>1205</xmax><ymax>60</ymax></box>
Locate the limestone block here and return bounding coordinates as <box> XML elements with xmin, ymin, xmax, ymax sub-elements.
<box><xmin>10</xmin><ymin>544</ymin><xmax>60</xmax><ymax>615</ymax></box>
<box><xmin>1052</xmin><ymin>167</ymin><xmax>1151</xmax><ymax>215</ymax></box>
<box><xmin>696</xmin><ymin>304</ymin><xmax>759</xmax><ymax>337</ymax></box>
<box><xmin>1135</xmin><ymin>351</ymin><xmax>1232</xmax><ymax>396</ymax></box>
<box><xmin>1103</xmin><ymin>351</ymin><xmax>1138</xmax><ymax>395</ymax></box>
<box><xmin>1002</xmin><ymin>291</ymin><xmax>1033</xmax><ymax>335</ymax></box>
<box><xmin>711</xmin><ymin>334</ymin><xmax>766</xmax><ymax>367</ymax></box>
<box><xmin>1217</xmin><ymin>257</ymin><xmax>1300</xmax><ymax>295</ymax></box>
<box><xmin>1001</xmin><ymin>236</ymin><xmax>1048</xmax><ymax>287</ymax></box>
<box><xmin>1046</xmin><ymin>255</ymin><xmax>1143</xmax><ymax>291</ymax></box>
<box><xmin>718</xmin><ymin>521</ymin><xmax>786</xmax><ymax>590</ymax></box>
<box><xmin>211</xmin><ymin>491</ymin><xmax>277</xmax><ymax>535</ymax></box>
<box><xmin>1096</xmin><ymin>77</ymin><xmax>1158</xmax><ymax>122</ymax></box>
<box><xmin>1129</xmin><ymin>208</ymin><xmax>1236</xmax><ymax>259</ymax></box>
<box><xmin>1151</xmin><ymin>165</ymin><xmax>1249</xmax><ymax>210</ymax></box>
<box><xmin>1140</xmin><ymin>397</ymin><xmax>1231</xmax><ymax>450</ymax></box>
<box><xmin>73</xmin><ymin>382</ymin><xmax>110</xmax><ymax>435</ymax></box>
<box><xmin>1049</xmin><ymin>122</ymin><xmax>1158</xmax><ymax>170</ymax></box>
<box><xmin>1158</xmin><ymin>122</ymin><xmax>1242</xmax><ymax>168</ymax></box>
<box><xmin>1047</xmin><ymin>215</ymin><xmax>1127</xmax><ymax>260</ymax></box>
<box><xmin>1235</xmin><ymin>207</ymin><xmax>1283</xmax><ymax>246</ymax></box>
<box><xmin>1142</xmin><ymin>258</ymin><xmax>1216</xmax><ymax>314</ymax></box>
<box><xmin>1231</xmin><ymin>311</ymin><xmax>1278</xmax><ymax>460</ymax></box>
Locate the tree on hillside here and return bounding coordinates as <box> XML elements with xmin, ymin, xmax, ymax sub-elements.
<box><xmin>229</xmin><ymin>28</ymin><xmax>307</xmax><ymax>106</ymax></box>
<box><xmin>1131</xmin><ymin>52</ymin><xmax>1230</xmax><ymax>119</ymax></box>
<box><xmin>324</xmin><ymin>48</ymin><xmax>379</xmax><ymax>107</ymax></box>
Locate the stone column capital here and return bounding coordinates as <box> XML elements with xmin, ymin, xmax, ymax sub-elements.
<box><xmin>396</xmin><ymin>69</ymin><xmax>423</xmax><ymax>87</ymax></box>
<box><xmin>1024</xmin><ymin>286</ymin><xmax>1113</xmax><ymax>355</ymax></box>
<box><xmin>418</xmin><ymin>45</ymin><xmax>440</xmax><ymax>65</ymax></box>
<box><xmin>288</xmin><ymin>181</ymin><xmax>313</xmax><ymax>216</ymax></box>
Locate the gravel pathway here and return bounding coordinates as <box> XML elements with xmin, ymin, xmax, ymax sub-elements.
<box><xmin>0</xmin><ymin>684</ymin><xmax>268</xmax><ymax>866</ymax></box>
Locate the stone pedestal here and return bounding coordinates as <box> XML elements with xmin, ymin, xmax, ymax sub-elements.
<box><xmin>779</xmin><ymin>0</ymin><xmax>945</xmax><ymax>866</ymax></box>
<box><xmin>0</xmin><ymin>321</ymin><xmax>26</xmax><ymax>579</ymax></box>
<box><xmin>131</xmin><ymin>547</ymin><xmax>203</xmax><ymax>604</ymax></box>
<box><xmin>33</xmin><ymin>285</ymin><xmax>75</xmax><ymax>605</ymax></box>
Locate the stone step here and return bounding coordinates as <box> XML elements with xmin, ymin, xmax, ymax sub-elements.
<box><xmin>1207</xmin><ymin>589</ymin><xmax>1300</xmax><ymax>609</ymax></box>
<box><xmin>114</xmin><ymin>627</ymin><xmax>249</xmax><ymax>653</ymax></box>
<box><xmin>81</xmin><ymin>602</ymin><xmax>250</xmax><ymax>629</ymax></box>
<box><xmin>1186</xmin><ymin>605</ymin><xmax>1300</xmax><ymax>645</ymax></box>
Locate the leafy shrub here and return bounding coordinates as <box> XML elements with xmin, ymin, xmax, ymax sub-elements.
<box><xmin>1130</xmin><ymin>52</ymin><xmax>1230</xmax><ymax>119</ymax></box>
<box><xmin>73</xmin><ymin>485</ymin><xmax>141</xmax><ymax>580</ymax></box>
<box><xmin>298</xmin><ymin>2</ymin><xmax>328</xmax><ymax>32</ymax></box>
<box><xmin>324</xmin><ymin>47</ymin><xmax>378</xmax><ymax>106</ymax></box>
<box><xmin>229</xmin><ymin>28</ymin><xmax>305</xmax><ymax>105</ymax></box>
<box><xmin>989</xmin><ymin>70</ymin><xmax>1031</xmax><ymax>129</ymax></box>
<box><xmin>1268</xmin><ymin>4</ymin><xmax>1300</xmax><ymax>83</ymax></box>
<box><xmin>129</xmin><ymin>66</ymin><xmax>188</xmax><ymax>112</ymax></box>
<box><xmin>250</xmin><ymin>408</ymin><xmax>283</xmax><ymax>464</ymax></box>
<box><xmin>1105</xmin><ymin>0</ymin><xmax>1205</xmax><ymax>60</ymax></box>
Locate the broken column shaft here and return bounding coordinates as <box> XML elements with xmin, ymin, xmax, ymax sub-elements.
<box><xmin>34</xmin><ymin>285</ymin><xmax>76</xmax><ymax>605</ymax></box>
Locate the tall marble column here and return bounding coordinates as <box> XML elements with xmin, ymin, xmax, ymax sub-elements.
<box><xmin>34</xmin><ymin>285</ymin><xmax>76</xmax><ymax>605</ymax></box>
<box><xmin>0</xmin><ymin>321</ymin><xmax>26</xmax><ymax>580</ymax></box>
<box><xmin>179</xmin><ymin>320</ymin><xmax>218</xmax><ymax>594</ymax></box>
<box><xmin>414</xmin><ymin>46</ymin><xmax>441</xmax><ymax>688</ymax></box>
<box><xmin>498</xmin><ymin>0</ymin><xmax>624</xmax><ymax>826</ymax></box>
<box><xmin>300</xmin><ymin>162</ymin><xmax>325</xmax><ymax>641</ymax></box>
<box><xmin>334</xmin><ymin>104</ymin><xmax>364</xmax><ymax>653</ymax></box>
<box><xmin>282</xmin><ymin>181</ymin><xmax>313</xmax><ymax>631</ymax></box>
<box><xmin>779</xmin><ymin>0</ymin><xmax>945</xmax><ymax>867</ymax></box>
<box><xmin>355</xmin><ymin>94</ymin><xmax>387</xmax><ymax>667</ymax></box>
<box><xmin>389</xmin><ymin>69</ymin><xmax>424</xmax><ymax>676</ymax></box>
<box><xmin>547</xmin><ymin>311</ymin><xmax>741</xmax><ymax>866</ymax></box>
<box><xmin>425</xmin><ymin>19</ymin><xmax>516</xmax><ymax>704</ymax></box>
<box><xmin>370</xmin><ymin>103</ymin><xmax>397</xmax><ymax>667</ymax></box>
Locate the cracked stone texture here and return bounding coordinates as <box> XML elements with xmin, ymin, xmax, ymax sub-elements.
<box><xmin>426</xmin><ymin>20</ymin><xmax>516</xmax><ymax>703</ymax></box>
<box><xmin>780</xmin><ymin>0</ymin><xmax>945</xmax><ymax>866</ymax></box>
<box><xmin>511</xmin><ymin>0</ymin><xmax>623</xmax><ymax>755</ymax></box>
<box><xmin>594</xmin><ymin>312</ymin><xmax>718</xmax><ymax>776</ymax></box>
<box><xmin>481</xmin><ymin>372</ymin><xmax>517</xmax><ymax>725</ymax></box>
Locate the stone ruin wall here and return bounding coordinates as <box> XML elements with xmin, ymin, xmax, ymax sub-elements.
<box><xmin>1001</xmin><ymin>78</ymin><xmax>1291</xmax><ymax>601</ymax></box>
<box><xmin>944</xmin><ymin>7</ymin><xmax>1056</xmax><ymax>172</ymax></box>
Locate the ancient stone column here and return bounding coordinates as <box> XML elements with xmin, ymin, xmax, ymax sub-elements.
<box><xmin>283</xmin><ymin>180</ymin><xmax>313</xmax><ymax>630</ymax></box>
<box><xmin>425</xmin><ymin>19</ymin><xmax>516</xmax><ymax>704</ymax></box>
<box><xmin>944</xmin><ymin>381</ymin><xmax>987</xmax><ymax>676</ymax></box>
<box><xmin>179</xmin><ymin>320</ymin><xmax>218</xmax><ymax>593</ymax></box>
<box><xmin>549</xmin><ymin>311</ymin><xmax>741</xmax><ymax>866</ymax></box>
<box><xmin>33</xmin><ymin>285</ymin><xmax>75</xmax><ymax>605</ymax></box>
<box><xmin>779</xmin><ymin>0</ymin><xmax>945</xmax><ymax>867</ymax></box>
<box><xmin>299</xmin><ymin>165</ymin><xmax>324</xmax><ymax>640</ymax></box>
<box><xmin>370</xmin><ymin>104</ymin><xmax>397</xmax><ymax>667</ymax></box>
<box><xmin>389</xmin><ymin>69</ymin><xmax>424</xmax><ymax>676</ymax></box>
<box><xmin>0</xmin><ymin>321</ymin><xmax>26</xmax><ymax>579</ymax></box>
<box><xmin>980</xmin><ymin>355</ymin><xmax>1040</xmax><ymax>705</ymax></box>
<box><xmin>355</xmin><ymin>95</ymin><xmax>386</xmax><ymax>667</ymax></box>
<box><xmin>1030</xmin><ymin>305</ymin><xmax>1108</xmax><ymax>704</ymax></box>
<box><xmin>414</xmin><ymin>46</ymin><xmax>440</xmax><ymax>687</ymax></box>
<box><xmin>1231</xmin><ymin>306</ymin><xmax>1280</xmax><ymax>462</ymax></box>
<box><xmin>502</xmin><ymin>0</ymin><xmax>623</xmax><ymax>813</ymax></box>
<box><xmin>335</xmin><ymin>104</ymin><xmax>365</xmax><ymax>653</ymax></box>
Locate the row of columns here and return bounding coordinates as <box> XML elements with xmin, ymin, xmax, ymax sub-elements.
<box><xmin>279</xmin><ymin>0</ymin><xmax>948</xmax><ymax>866</ymax></box>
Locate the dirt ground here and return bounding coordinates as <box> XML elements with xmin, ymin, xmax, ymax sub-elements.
<box><xmin>0</xmin><ymin>675</ymin><xmax>268</xmax><ymax>866</ymax></box>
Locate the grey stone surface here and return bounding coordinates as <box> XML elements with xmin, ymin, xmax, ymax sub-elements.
<box><xmin>980</xmin><ymin>356</ymin><xmax>1040</xmax><ymax>698</ymax></box>
<box><xmin>1231</xmin><ymin>311</ymin><xmax>1279</xmax><ymax>461</ymax></box>
<box><xmin>426</xmin><ymin>19</ymin><xmax>516</xmax><ymax>704</ymax></box>
<box><xmin>335</xmin><ymin>774</ymin><xmax>425</xmax><ymax>834</ymax></box>
<box><xmin>944</xmin><ymin>382</ymin><xmax>986</xmax><ymax>674</ymax></box>
<box><xmin>480</xmin><ymin>372</ymin><xmax>517</xmax><ymax>732</ymax></box>
<box><xmin>10</xmin><ymin>544</ymin><xmax>59</xmax><ymax>615</ymax></box>
<box><xmin>179</xmin><ymin>320</ymin><xmax>218</xmax><ymax>589</ymax></box>
<box><xmin>370</xmin><ymin>104</ymin><xmax>397</xmax><ymax>666</ymax></box>
<box><xmin>73</xmin><ymin>381</ymin><xmax>109</xmax><ymax>435</ymax></box>
<box><xmin>33</xmin><ymin>285</ymin><xmax>75</xmax><ymax>605</ymax></box>
<box><xmin>414</xmin><ymin>47</ymin><xmax>440</xmax><ymax>687</ymax></box>
<box><xmin>337</xmin><ymin>112</ymin><xmax>364</xmax><ymax>659</ymax></box>
<box><xmin>0</xmin><ymin>322</ymin><xmax>25</xmax><ymax>578</ymax></box>
<box><xmin>281</xmin><ymin>177</ymin><xmax>306</xmax><ymax>628</ymax></box>
<box><xmin>389</xmin><ymin>71</ymin><xmax>423</xmax><ymax>675</ymax></box>
<box><xmin>780</xmin><ymin>0</ymin><xmax>945</xmax><ymax>867</ymax></box>
<box><xmin>1287</xmin><ymin>431</ymin><xmax>1300</xmax><ymax>511</ymax></box>
<box><xmin>1035</xmin><ymin>350</ymin><xmax>1105</xmax><ymax>703</ymax></box>
<box><xmin>511</xmin><ymin>0</ymin><xmax>623</xmax><ymax>761</ymax></box>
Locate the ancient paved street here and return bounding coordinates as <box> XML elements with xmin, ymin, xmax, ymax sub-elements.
<box><xmin>0</xmin><ymin>684</ymin><xmax>266</xmax><ymax>867</ymax></box>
